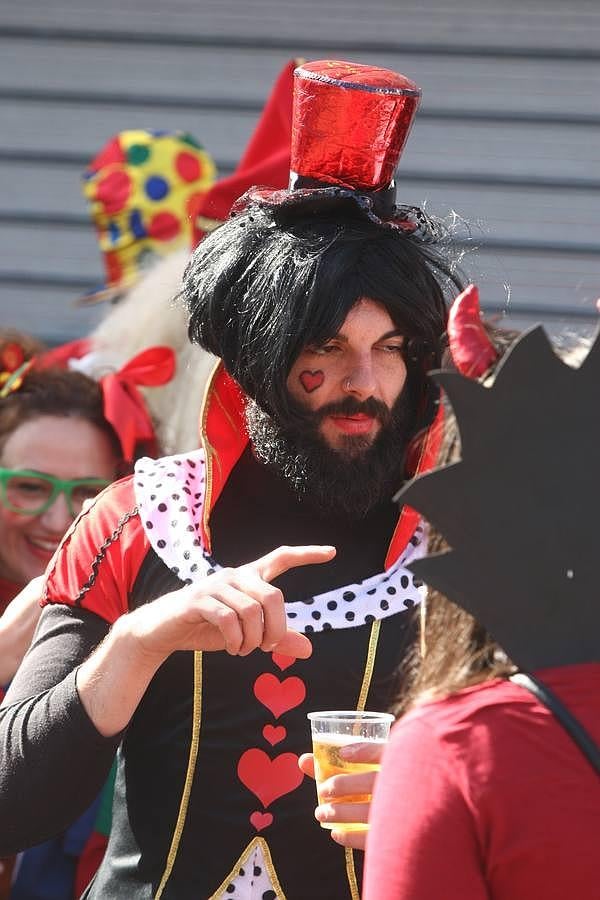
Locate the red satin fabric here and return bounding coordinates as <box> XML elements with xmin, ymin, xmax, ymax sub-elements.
<box><xmin>100</xmin><ymin>346</ymin><xmax>175</xmax><ymax>461</ymax></box>
<box><xmin>36</xmin><ymin>343</ymin><xmax>174</xmax><ymax>461</ymax></box>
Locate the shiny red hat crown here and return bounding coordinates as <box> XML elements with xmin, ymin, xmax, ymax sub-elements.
<box><xmin>231</xmin><ymin>59</ymin><xmax>437</xmax><ymax>240</ymax></box>
<box><xmin>290</xmin><ymin>60</ymin><xmax>420</xmax><ymax>192</ymax></box>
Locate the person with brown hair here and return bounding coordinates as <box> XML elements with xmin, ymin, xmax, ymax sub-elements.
<box><xmin>0</xmin><ymin>332</ymin><xmax>174</xmax><ymax>627</ymax></box>
<box><xmin>363</xmin><ymin>286</ymin><xmax>600</xmax><ymax>900</ymax></box>
<box><xmin>0</xmin><ymin>331</ymin><xmax>174</xmax><ymax>900</ymax></box>
<box><xmin>0</xmin><ymin>337</ymin><xmax>123</xmax><ymax>900</ymax></box>
<box><xmin>0</xmin><ymin>338</ymin><xmax>124</xmax><ymax>620</ymax></box>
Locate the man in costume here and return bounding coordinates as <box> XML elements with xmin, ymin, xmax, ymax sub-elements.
<box><xmin>0</xmin><ymin>61</ymin><xmax>462</xmax><ymax>899</ymax></box>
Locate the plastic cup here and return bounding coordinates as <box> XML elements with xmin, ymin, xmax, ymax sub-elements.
<box><xmin>307</xmin><ymin>709</ymin><xmax>394</xmax><ymax>831</ymax></box>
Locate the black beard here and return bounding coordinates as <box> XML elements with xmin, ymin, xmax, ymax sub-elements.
<box><xmin>245</xmin><ymin>392</ymin><xmax>417</xmax><ymax>520</ymax></box>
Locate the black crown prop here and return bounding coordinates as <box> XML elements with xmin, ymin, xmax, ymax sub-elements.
<box><xmin>395</xmin><ymin>325</ymin><xmax>600</xmax><ymax>672</ymax></box>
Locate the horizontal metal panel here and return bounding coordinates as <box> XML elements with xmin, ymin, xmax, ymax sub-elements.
<box><xmin>462</xmin><ymin>246</ymin><xmax>600</xmax><ymax>315</ymax></box>
<box><xmin>0</xmin><ymin>39</ymin><xmax>598</xmax><ymax>118</ymax></box>
<box><xmin>0</xmin><ymin>223</ymin><xmax>102</xmax><ymax>279</ymax></box>
<box><xmin>2</xmin><ymin>1</ymin><xmax>600</xmax><ymax>52</ymax></box>
<box><xmin>0</xmin><ymin>282</ymin><xmax>105</xmax><ymax>343</ymax></box>
<box><xmin>1</xmin><ymin>98</ymin><xmax>598</xmax><ymax>181</ymax></box>
<box><xmin>485</xmin><ymin>314</ymin><xmax>597</xmax><ymax>355</ymax></box>
<box><xmin>396</xmin><ymin>182</ymin><xmax>600</xmax><ymax>249</ymax></box>
<box><xmin>0</xmin><ymin>97</ymin><xmax>256</xmax><ymax>163</ymax></box>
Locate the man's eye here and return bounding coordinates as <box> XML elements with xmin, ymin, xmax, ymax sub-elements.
<box><xmin>380</xmin><ymin>344</ymin><xmax>405</xmax><ymax>354</ymax></box>
<box><xmin>311</xmin><ymin>344</ymin><xmax>338</xmax><ymax>355</ymax></box>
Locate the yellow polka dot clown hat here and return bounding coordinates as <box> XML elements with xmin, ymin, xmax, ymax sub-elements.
<box><xmin>80</xmin><ymin>129</ymin><xmax>216</xmax><ymax>303</ymax></box>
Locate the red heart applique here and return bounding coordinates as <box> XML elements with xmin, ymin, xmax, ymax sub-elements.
<box><xmin>271</xmin><ymin>652</ymin><xmax>295</xmax><ymax>671</ymax></box>
<box><xmin>263</xmin><ymin>724</ymin><xmax>287</xmax><ymax>746</ymax></box>
<box><xmin>254</xmin><ymin>672</ymin><xmax>306</xmax><ymax>719</ymax></box>
<box><xmin>250</xmin><ymin>811</ymin><xmax>273</xmax><ymax>832</ymax></box>
<box><xmin>238</xmin><ymin>749</ymin><xmax>304</xmax><ymax>807</ymax></box>
<box><xmin>299</xmin><ymin>370</ymin><xmax>325</xmax><ymax>393</ymax></box>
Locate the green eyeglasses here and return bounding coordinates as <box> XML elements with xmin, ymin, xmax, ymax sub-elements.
<box><xmin>0</xmin><ymin>468</ymin><xmax>110</xmax><ymax>518</ymax></box>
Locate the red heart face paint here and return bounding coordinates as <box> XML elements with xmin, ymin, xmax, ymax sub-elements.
<box><xmin>299</xmin><ymin>370</ymin><xmax>325</xmax><ymax>393</ymax></box>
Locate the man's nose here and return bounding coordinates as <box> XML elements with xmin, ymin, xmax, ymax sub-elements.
<box><xmin>38</xmin><ymin>491</ymin><xmax>73</xmax><ymax>534</ymax></box>
<box><xmin>342</xmin><ymin>357</ymin><xmax>377</xmax><ymax>397</ymax></box>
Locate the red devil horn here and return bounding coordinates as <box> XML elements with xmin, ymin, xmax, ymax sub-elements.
<box><xmin>448</xmin><ymin>284</ymin><xmax>499</xmax><ymax>378</ymax></box>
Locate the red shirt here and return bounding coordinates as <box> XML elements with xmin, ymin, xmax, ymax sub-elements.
<box><xmin>364</xmin><ymin>663</ymin><xmax>600</xmax><ymax>900</ymax></box>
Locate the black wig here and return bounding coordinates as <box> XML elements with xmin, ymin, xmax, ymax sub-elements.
<box><xmin>183</xmin><ymin>204</ymin><xmax>464</xmax><ymax>423</ymax></box>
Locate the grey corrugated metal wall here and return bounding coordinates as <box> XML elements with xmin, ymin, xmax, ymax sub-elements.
<box><xmin>1</xmin><ymin>0</ymin><xmax>599</xmax><ymax>344</ymax></box>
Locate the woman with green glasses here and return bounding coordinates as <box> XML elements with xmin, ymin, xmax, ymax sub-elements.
<box><xmin>0</xmin><ymin>366</ymin><xmax>121</xmax><ymax>611</ymax></box>
<box><xmin>0</xmin><ymin>339</ymin><xmax>123</xmax><ymax>900</ymax></box>
<box><xmin>0</xmin><ymin>332</ymin><xmax>172</xmax><ymax>900</ymax></box>
<box><xmin>0</xmin><ymin>334</ymin><xmax>173</xmax><ymax>616</ymax></box>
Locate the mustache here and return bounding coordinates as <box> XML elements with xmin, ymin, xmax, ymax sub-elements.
<box><xmin>314</xmin><ymin>395</ymin><xmax>392</xmax><ymax>426</ymax></box>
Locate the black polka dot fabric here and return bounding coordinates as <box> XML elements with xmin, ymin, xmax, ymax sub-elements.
<box><xmin>209</xmin><ymin>842</ymin><xmax>281</xmax><ymax>897</ymax></box>
<box><xmin>135</xmin><ymin>454</ymin><xmax>427</xmax><ymax>634</ymax></box>
<box><xmin>134</xmin><ymin>452</ymin><xmax>217</xmax><ymax>583</ymax></box>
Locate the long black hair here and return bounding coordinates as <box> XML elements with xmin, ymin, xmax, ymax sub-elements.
<box><xmin>183</xmin><ymin>204</ymin><xmax>464</xmax><ymax>425</ymax></box>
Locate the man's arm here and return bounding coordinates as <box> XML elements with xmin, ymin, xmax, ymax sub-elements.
<box><xmin>77</xmin><ymin>545</ymin><xmax>333</xmax><ymax>736</ymax></box>
<box><xmin>0</xmin><ymin>604</ymin><xmax>117</xmax><ymax>855</ymax></box>
<box><xmin>0</xmin><ymin>545</ymin><xmax>334</xmax><ymax>854</ymax></box>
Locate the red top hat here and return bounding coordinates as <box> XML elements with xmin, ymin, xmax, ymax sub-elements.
<box><xmin>231</xmin><ymin>59</ymin><xmax>435</xmax><ymax>239</ymax></box>
<box><xmin>290</xmin><ymin>60</ymin><xmax>420</xmax><ymax>191</ymax></box>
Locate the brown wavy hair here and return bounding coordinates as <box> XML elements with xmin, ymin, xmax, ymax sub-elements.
<box><xmin>0</xmin><ymin>331</ymin><xmax>123</xmax><ymax>464</ymax></box>
<box><xmin>394</xmin><ymin>324</ymin><xmax>521</xmax><ymax>715</ymax></box>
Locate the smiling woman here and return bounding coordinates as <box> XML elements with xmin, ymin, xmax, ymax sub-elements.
<box><xmin>0</xmin><ymin>333</ymin><xmax>125</xmax><ymax>900</ymax></box>
<box><xmin>0</xmin><ymin>359</ymin><xmax>122</xmax><ymax>597</ymax></box>
<box><xmin>0</xmin><ymin>417</ymin><xmax>118</xmax><ymax>589</ymax></box>
<box><xmin>0</xmin><ymin>331</ymin><xmax>176</xmax><ymax>604</ymax></box>
<box><xmin>0</xmin><ymin>330</ymin><xmax>172</xmax><ymax>900</ymax></box>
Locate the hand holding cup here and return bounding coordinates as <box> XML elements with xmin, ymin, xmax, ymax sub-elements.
<box><xmin>302</xmin><ymin>710</ymin><xmax>394</xmax><ymax>849</ymax></box>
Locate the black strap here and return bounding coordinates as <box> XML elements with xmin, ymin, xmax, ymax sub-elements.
<box><xmin>510</xmin><ymin>671</ymin><xmax>600</xmax><ymax>776</ymax></box>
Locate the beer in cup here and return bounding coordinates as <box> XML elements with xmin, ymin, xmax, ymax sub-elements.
<box><xmin>307</xmin><ymin>710</ymin><xmax>394</xmax><ymax>831</ymax></box>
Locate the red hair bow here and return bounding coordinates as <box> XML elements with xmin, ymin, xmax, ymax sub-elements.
<box><xmin>100</xmin><ymin>346</ymin><xmax>175</xmax><ymax>461</ymax></box>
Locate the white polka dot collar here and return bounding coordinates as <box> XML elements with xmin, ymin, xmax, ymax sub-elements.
<box><xmin>134</xmin><ymin>452</ymin><xmax>426</xmax><ymax>633</ymax></box>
